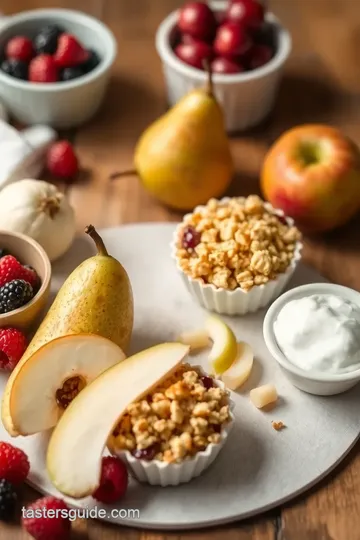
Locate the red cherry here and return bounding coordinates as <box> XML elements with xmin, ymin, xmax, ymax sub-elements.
<box><xmin>181</xmin><ymin>34</ymin><xmax>209</xmax><ymax>47</ymax></box>
<box><xmin>214</xmin><ymin>22</ymin><xmax>252</xmax><ymax>58</ymax></box>
<box><xmin>178</xmin><ymin>2</ymin><xmax>217</xmax><ymax>41</ymax></box>
<box><xmin>211</xmin><ymin>56</ymin><xmax>244</xmax><ymax>74</ymax></box>
<box><xmin>226</xmin><ymin>0</ymin><xmax>265</xmax><ymax>30</ymax></box>
<box><xmin>248</xmin><ymin>44</ymin><xmax>272</xmax><ymax>69</ymax></box>
<box><xmin>174</xmin><ymin>41</ymin><xmax>213</xmax><ymax>69</ymax></box>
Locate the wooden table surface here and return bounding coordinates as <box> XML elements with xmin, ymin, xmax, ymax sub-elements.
<box><xmin>1</xmin><ymin>0</ymin><xmax>360</xmax><ymax>538</ymax></box>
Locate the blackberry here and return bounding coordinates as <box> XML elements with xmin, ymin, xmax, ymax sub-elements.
<box><xmin>33</xmin><ymin>24</ymin><xmax>64</xmax><ymax>54</ymax></box>
<box><xmin>0</xmin><ymin>479</ymin><xmax>17</xmax><ymax>522</ymax></box>
<box><xmin>0</xmin><ymin>249</ymin><xmax>10</xmax><ymax>259</ymax></box>
<box><xmin>0</xmin><ymin>279</ymin><xmax>34</xmax><ymax>314</ymax></box>
<box><xmin>81</xmin><ymin>49</ymin><xmax>101</xmax><ymax>73</ymax></box>
<box><xmin>61</xmin><ymin>66</ymin><xmax>84</xmax><ymax>81</ymax></box>
<box><xmin>0</xmin><ymin>59</ymin><xmax>28</xmax><ymax>80</ymax></box>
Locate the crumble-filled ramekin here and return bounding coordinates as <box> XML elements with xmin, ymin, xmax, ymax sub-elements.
<box><xmin>108</xmin><ymin>367</ymin><xmax>234</xmax><ymax>487</ymax></box>
<box><xmin>170</xmin><ymin>197</ymin><xmax>303</xmax><ymax>316</ymax></box>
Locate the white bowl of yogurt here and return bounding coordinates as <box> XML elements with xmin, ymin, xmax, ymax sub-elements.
<box><xmin>263</xmin><ymin>283</ymin><xmax>360</xmax><ymax>396</ymax></box>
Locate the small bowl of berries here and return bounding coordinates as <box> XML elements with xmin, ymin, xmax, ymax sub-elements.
<box><xmin>0</xmin><ymin>230</ymin><xmax>51</xmax><ymax>330</ymax></box>
<box><xmin>0</xmin><ymin>9</ymin><xmax>117</xmax><ymax>128</ymax></box>
<box><xmin>156</xmin><ymin>0</ymin><xmax>291</xmax><ymax>132</ymax></box>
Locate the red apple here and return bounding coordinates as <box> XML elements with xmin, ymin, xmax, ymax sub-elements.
<box><xmin>178</xmin><ymin>2</ymin><xmax>217</xmax><ymax>41</ymax></box>
<box><xmin>211</xmin><ymin>56</ymin><xmax>245</xmax><ymax>74</ymax></box>
<box><xmin>261</xmin><ymin>124</ymin><xmax>360</xmax><ymax>233</ymax></box>
<box><xmin>248</xmin><ymin>44</ymin><xmax>272</xmax><ymax>69</ymax></box>
<box><xmin>214</xmin><ymin>22</ymin><xmax>252</xmax><ymax>58</ymax></box>
<box><xmin>174</xmin><ymin>41</ymin><xmax>213</xmax><ymax>69</ymax></box>
<box><xmin>226</xmin><ymin>0</ymin><xmax>265</xmax><ymax>31</ymax></box>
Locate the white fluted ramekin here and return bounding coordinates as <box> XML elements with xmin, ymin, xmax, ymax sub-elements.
<box><xmin>110</xmin><ymin>375</ymin><xmax>234</xmax><ymax>487</ymax></box>
<box><xmin>170</xmin><ymin>198</ymin><xmax>303</xmax><ymax>316</ymax></box>
<box><xmin>155</xmin><ymin>1</ymin><xmax>292</xmax><ymax>133</ymax></box>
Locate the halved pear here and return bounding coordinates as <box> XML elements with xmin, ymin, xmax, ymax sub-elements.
<box><xmin>47</xmin><ymin>342</ymin><xmax>189</xmax><ymax>499</ymax></box>
<box><xmin>206</xmin><ymin>315</ymin><xmax>238</xmax><ymax>375</ymax></box>
<box><xmin>221</xmin><ymin>341</ymin><xmax>254</xmax><ymax>391</ymax></box>
<box><xmin>2</xmin><ymin>334</ymin><xmax>126</xmax><ymax>437</ymax></box>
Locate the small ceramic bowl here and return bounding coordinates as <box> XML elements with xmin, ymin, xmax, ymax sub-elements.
<box><xmin>0</xmin><ymin>231</ymin><xmax>51</xmax><ymax>330</ymax></box>
<box><xmin>155</xmin><ymin>1</ymin><xmax>292</xmax><ymax>132</ymax></box>
<box><xmin>170</xmin><ymin>198</ymin><xmax>303</xmax><ymax>316</ymax></box>
<box><xmin>109</xmin><ymin>371</ymin><xmax>235</xmax><ymax>487</ymax></box>
<box><xmin>0</xmin><ymin>9</ymin><xmax>117</xmax><ymax>128</ymax></box>
<box><xmin>263</xmin><ymin>283</ymin><xmax>360</xmax><ymax>396</ymax></box>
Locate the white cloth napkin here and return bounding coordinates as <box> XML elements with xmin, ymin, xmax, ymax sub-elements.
<box><xmin>0</xmin><ymin>120</ymin><xmax>57</xmax><ymax>190</ymax></box>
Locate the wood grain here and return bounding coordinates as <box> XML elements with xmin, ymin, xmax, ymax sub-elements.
<box><xmin>0</xmin><ymin>0</ymin><xmax>360</xmax><ymax>538</ymax></box>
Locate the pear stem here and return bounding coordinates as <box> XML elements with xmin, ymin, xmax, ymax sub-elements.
<box><xmin>203</xmin><ymin>58</ymin><xmax>214</xmax><ymax>97</ymax></box>
<box><xmin>85</xmin><ymin>225</ymin><xmax>109</xmax><ymax>256</ymax></box>
<box><xmin>109</xmin><ymin>169</ymin><xmax>138</xmax><ymax>181</ymax></box>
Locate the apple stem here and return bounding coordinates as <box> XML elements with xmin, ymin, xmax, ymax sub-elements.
<box><xmin>85</xmin><ymin>225</ymin><xmax>109</xmax><ymax>256</ymax></box>
<box><xmin>203</xmin><ymin>58</ymin><xmax>214</xmax><ymax>97</ymax></box>
<box><xmin>109</xmin><ymin>169</ymin><xmax>138</xmax><ymax>181</ymax></box>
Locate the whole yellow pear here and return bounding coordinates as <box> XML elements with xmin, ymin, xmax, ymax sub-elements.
<box><xmin>133</xmin><ymin>68</ymin><xmax>234</xmax><ymax>210</ymax></box>
<box><xmin>23</xmin><ymin>225</ymin><xmax>134</xmax><ymax>363</ymax></box>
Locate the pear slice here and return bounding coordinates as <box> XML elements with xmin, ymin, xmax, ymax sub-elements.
<box><xmin>177</xmin><ymin>330</ymin><xmax>210</xmax><ymax>350</ymax></box>
<box><xmin>221</xmin><ymin>342</ymin><xmax>254</xmax><ymax>391</ymax></box>
<box><xmin>206</xmin><ymin>315</ymin><xmax>238</xmax><ymax>375</ymax></box>
<box><xmin>47</xmin><ymin>342</ymin><xmax>189</xmax><ymax>499</ymax></box>
<box><xmin>2</xmin><ymin>334</ymin><xmax>126</xmax><ymax>437</ymax></box>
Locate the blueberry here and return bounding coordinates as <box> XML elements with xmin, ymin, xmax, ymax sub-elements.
<box><xmin>0</xmin><ymin>59</ymin><xmax>28</xmax><ymax>80</ymax></box>
<box><xmin>81</xmin><ymin>49</ymin><xmax>101</xmax><ymax>73</ymax></box>
<box><xmin>33</xmin><ymin>24</ymin><xmax>64</xmax><ymax>54</ymax></box>
<box><xmin>0</xmin><ymin>479</ymin><xmax>17</xmax><ymax>522</ymax></box>
<box><xmin>61</xmin><ymin>66</ymin><xmax>84</xmax><ymax>81</ymax></box>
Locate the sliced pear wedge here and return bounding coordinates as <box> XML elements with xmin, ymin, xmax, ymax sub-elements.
<box><xmin>221</xmin><ymin>341</ymin><xmax>254</xmax><ymax>391</ymax></box>
<box><xmin>206</xmin><ymin>315</ymin><xmax>238</xmax><ymax>375</ymax></box>
<box><xmin>2</xmin><ymin>334</ymin><xmax>126</xmax><ymax>437</ymax></box>
<box><xmin>177</xmin><ymin>330</ymin><xmax>210</xmax><ymax>351</ymax></box>
<box><xmin>47</xmin><ymin>342</ymin><xmax>189</xmax><ymax>499</ymax></box>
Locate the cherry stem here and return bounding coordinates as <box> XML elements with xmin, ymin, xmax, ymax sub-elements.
<box><xmin>109</xmin><ymin>169</ymin><xmax>138</xmax><ymax>181</ymax></box>
<box><xmin>203</xmin><ymin>58</ymin><xmax>214</xmax><ymax>97</ymax></box>
<box><xmin>85</xmin><ymin>224</ymin><xmax>109</xmax><ymax>256</ymax></box>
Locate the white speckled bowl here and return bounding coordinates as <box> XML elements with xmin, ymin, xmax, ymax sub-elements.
<box><xmin>171</xmin><ymin>198</ymin><xmax>303</xmax><ymax>316</ymax></box>
<box><xmin>109</xmin><ymin>372</ymin><xmax>234</xmax><ymax>487</ymax></box>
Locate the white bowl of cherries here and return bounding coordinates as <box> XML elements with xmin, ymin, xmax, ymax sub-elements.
<box><xmin>0</xmin><ymin>9</ymin><xmax>117</xmax><ymax>128</ymax></box>
<box><xmin>156</xmin><ymin>0</ymin><xmax>291</xmax><ymax>132</ymax></box>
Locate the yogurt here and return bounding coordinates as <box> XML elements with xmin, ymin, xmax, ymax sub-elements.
<box><xmin>273</xmin><ymin>293</ymin><xmax>360</xmax><ymax>374</ymax></box>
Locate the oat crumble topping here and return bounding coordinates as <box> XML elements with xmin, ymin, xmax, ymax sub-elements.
<box><xmin>175</xmin><ymin>195</ymin><xmax>302</xmax><ymax>292</ymax></box>
<box><xmin>108</xmin><ymin>364</ymin><xmax>231</xmax><ymax>464</ymax></box>
<box><xmin>272</xmin><ymin>421</ymin><xmax>286</xmax><ymax>431</ymax></box>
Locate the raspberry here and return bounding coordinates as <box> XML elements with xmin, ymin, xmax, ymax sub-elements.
<box><xmin>6</xmin><ymin>36</ymin><xmax>34</xmax><ymax>62</ymax></box>
<box><xmin>0</xmin><ymin>328</ymin><xmax>27</xmax><ymax>371</ymax></box>
<box><xmin>0</xmin><ymin>479</ymin><xmax>17</xmax><ymax>522</ymax></box>
<box><xmin>47</xmin><ymin>140</ymin><xmax>79</xmax><ymax>179</ymax></box>
<box><xmin>22</xmin><ymin>496</ymin><xmax>71</xmax><ymax>540</ymax></box>
<box><xmin>92</xmin><ymin>456</ymin><xmax>128</xmax><ymax>504</ymax></box>
<box><xmin>20</xmin><ymin>265</ymin><xmax>39</xmax><ymax>290</ymax></box>
<box><xmin>0</xmin><ymin>279</ymin><xmax>34</xmax><ymax>314</ymax></box>
<box><xmin>54</xmin><ymin>34</ymin><xmax>89</xmax><ymax>68</ymax></box>
<box><xmin>0</xmin><ymin>255</ymin><xmax>38</xmax><ymax>288</ymax></box>
<box><xmin>0</xmin><ymin>442</ymin><xmax>30</xmax><ymax>484</ymax></box>
<box><xmin>29</xmin><ymin>54</ymin><xmax>58</xmax><ymax>83</ymax></box>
